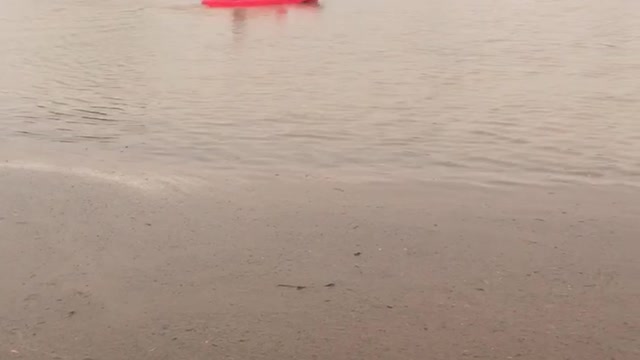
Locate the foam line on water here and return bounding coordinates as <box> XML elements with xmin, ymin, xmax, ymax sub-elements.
<box><xmin>0</xmin><ymin>161</ymin><xmax>198</xmax><ymax>192</ymax></box>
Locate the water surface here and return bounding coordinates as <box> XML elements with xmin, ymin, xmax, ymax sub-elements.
<box><xmin>1</xmin><ymin>0</ymin><xmax>639</xmax><ymax>185</ymax></box>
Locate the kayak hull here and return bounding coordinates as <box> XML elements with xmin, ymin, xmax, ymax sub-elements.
<box><xmin>202</xmin><ymin>0</ymin><xmax>314</xmax><ymax>7</ymax></box>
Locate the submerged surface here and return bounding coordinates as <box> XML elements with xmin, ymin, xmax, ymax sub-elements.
<box><xmin>1</xmin><ymin>0</ymin><xmax>639</xmax><ymax>185</ymax></box>
<box><xmin>1</xmin><ymin>170</ymin><xmax>639</xmax><ymax>360</ymax></box>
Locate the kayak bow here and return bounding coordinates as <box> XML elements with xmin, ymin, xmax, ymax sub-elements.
<box><xmin>202</xmin><ymin>0</ymin><xmax>315</xmax><ymax>7</ymax></box>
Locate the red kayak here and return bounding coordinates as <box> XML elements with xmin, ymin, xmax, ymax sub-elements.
<box><xmin>202</xmin><ymin>0</ymin><xmax>315</xmax><ymax>7</ymax></box>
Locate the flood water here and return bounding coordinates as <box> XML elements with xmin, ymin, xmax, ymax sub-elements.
<box><xmin>1</xmin><ymin>0</ymin><xmax>639</xmax><ymax>186</ymax></box>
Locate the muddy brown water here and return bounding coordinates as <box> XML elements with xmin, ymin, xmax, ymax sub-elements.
<box><xmin>1</xmin><ymin>0</ymin><xmax>639</xmax><ymax>185</ymax></box>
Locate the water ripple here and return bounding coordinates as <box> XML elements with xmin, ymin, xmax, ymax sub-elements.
<box><xmin>1</xmin><ymin>0</ymin><xmax>639</xmax><ymax>186</ymax></box>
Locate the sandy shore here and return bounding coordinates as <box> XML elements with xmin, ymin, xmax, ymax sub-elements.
<box><xmin>1</xmin><ymin>166</ymin><xmax>638</xmax><ymax>360</ymax></box>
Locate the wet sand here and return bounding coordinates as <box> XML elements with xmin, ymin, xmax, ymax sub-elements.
<box><xmin>1</xmin><ymin>166</ymin><xmax>638</xmax><ymax>360</ymax></box>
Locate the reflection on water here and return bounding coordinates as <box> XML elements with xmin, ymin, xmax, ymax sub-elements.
<box><xmin>232</xmin><ymin>9</ymin><xmax>248</xmax><ymax>36</ymax></box>
<box><xmin>0</xmin><ymin>0</ymin><xmax>639</xmax><ymax>185</ymax></box>
<box><xmin>230</xmin><ymin>3</ymin><xmax>321</xmax><ymax>41</ymax></box>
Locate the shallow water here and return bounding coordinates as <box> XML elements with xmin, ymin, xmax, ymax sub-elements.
<box><xmin>1</xmin><ymin>0</ymin><xmax>639</xmax><ymax>185</ymax></box>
